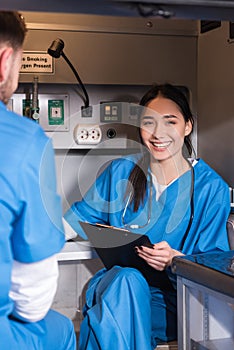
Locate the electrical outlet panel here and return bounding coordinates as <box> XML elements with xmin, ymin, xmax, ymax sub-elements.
<box><xmin>74</xmin><ymin>124</ymin><xmax>102</xmax><ymax>145</ymax></box>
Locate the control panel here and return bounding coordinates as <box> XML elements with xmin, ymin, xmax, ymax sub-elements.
<box><xmin>10</xmin><ymin>92</ymin><xmax>142</xmax><ymax>149</ymax></box>
<box><xmin>100</xmin><ymin>101</ymin><xmax>122</xmax><ymax>123</ymax></box>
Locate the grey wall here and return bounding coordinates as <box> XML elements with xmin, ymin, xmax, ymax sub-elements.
<box><xmin>20</xmin><ymin>12</ymin><xmax>198</xmax><ymax>98</ymax></box>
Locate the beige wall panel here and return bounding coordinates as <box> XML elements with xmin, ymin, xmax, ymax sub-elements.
<box><xmin>20</xmin><ymin>28</ymin><xmax>197</xmax><ymax>92</ymax></box>
<box><xmin>198</xmin><ymin>22</ymin><xmax>234</xmax><ymax>186</ymax></box>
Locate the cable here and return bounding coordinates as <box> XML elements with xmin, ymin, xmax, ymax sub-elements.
<box><xmin>47</xmin><ymin>38</ymin><xmax>90</xmax><ymax>109</ymax></box>
<box><xmin>61</xmin><ymin>52</ymin><xmax>89</xmax><ymax>108</ymax></box>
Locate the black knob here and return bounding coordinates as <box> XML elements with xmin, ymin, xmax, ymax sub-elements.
<box><xmin>106</xmin><ymin>128</ymin><xmax>116</xmax><ymax>139</ymax></box>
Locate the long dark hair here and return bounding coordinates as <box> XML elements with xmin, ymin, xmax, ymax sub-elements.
<box><xmin>126</xmin><ymin>83</ymin><xmax>194</xmax><ymax>212</ymax></box>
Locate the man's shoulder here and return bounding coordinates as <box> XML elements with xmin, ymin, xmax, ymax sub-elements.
<box><xmin>1</xmin><ymin>106</ymin><xmax>48</xmax><ymax>144</ymax></box>
<box><xmin>0</xmin><ymin>106</ymin><xmax>50</xmax><ymax>167</ymax></box>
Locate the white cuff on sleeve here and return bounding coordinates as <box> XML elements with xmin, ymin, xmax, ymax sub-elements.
<box><xmin>9</xmin><ymin>255</ymin><xmax>59</xmax><ymax>322</ymax></box>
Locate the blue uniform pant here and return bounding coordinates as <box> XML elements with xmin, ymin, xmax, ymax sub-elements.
<box><xmin>1</xmin><ymin>309</ymin><xmax>76</xmax><ymax>350</ymax></box>
<box><xmin>79</xmin><ymin>266</ymin><xmax>177</xmax><ymax>350</ymax></box>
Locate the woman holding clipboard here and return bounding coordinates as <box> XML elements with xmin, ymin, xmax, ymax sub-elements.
<box><xmin>64</xmin><ymin>84</ymin><xmax>230</xmax><ymax>349</ymax></box>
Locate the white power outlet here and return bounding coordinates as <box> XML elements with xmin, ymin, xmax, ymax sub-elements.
<box><xmin>74</xmin><ymin>124</ymin><xmax>102</xmax><ymax>145</ymax></box>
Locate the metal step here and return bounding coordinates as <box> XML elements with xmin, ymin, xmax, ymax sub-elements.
<box><xmin>156</xmin><ymin>341</ymin><xmax>178</xmax><ymax>349</ymax></box>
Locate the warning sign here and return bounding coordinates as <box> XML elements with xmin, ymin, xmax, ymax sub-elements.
<box><xmin>20</xmin><ymin>52</ymin><xmax>54</xmax><ymax>74</ymax></box>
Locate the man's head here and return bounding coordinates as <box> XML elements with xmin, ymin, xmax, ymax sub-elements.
<box><xmin>0</xmin><ymin>12</ymin><xmax>27</xmax><ymax>104</ymax></box>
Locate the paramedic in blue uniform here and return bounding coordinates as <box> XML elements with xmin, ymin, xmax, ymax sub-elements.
<box><xmin>0</xmin><ymin>11</ymin><xmax>76</xmax><ymax>350</ymax></box>
<box><xmin>64</xmin><ymin>84</ymin><xmax>230</xmax><ymax>349</ymax></box>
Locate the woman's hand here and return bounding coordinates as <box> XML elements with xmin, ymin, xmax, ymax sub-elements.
<box><xmin>135</xmin><ymin>241</ymin><xmax>184</xmax><ymax>271</ymax></box>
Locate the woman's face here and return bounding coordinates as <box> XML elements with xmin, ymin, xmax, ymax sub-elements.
<box><xmin>140</xmin><ymin>95</ymin><xmax>192</xmax><ymax>163</ymax></box>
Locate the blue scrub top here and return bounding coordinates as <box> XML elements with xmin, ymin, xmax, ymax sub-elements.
<box><xmin>65</xmin><ymin>148</ymin><xmax>230</xmax><ymax>350</ymax></box>
<box><xmin>65</xmin><ymin>154</ymin><xmax>230</xmax><ymax>256</ymax></box>
<box><xmin>0</xmin><ymin>101</ymin><xmax>65</xmax><ymax>321</ymax></box>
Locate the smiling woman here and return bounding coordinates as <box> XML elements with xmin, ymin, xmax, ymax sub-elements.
<box><xmin>140</xmin><ymin>98</ymin><xmax>192</xmax><ymax>178</ymax></box>
<box><xmin>128</xmin><ymin>83</ymin><xmax>194</xmax><ymax>211</ymax></box>
<box><xmin>64</xmin><ymin>83</ymin><xmax>230</xmax><ymax>350</ymax></box>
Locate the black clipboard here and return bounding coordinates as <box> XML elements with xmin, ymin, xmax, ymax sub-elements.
<box><xmin>79</xmin><ymin>221</ymin><xmax>174</xmax><ymax>290</ymax></box>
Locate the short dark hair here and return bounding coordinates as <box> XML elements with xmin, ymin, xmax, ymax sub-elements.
<box><xmin>0</xmin><ymin>11</ymin><xmax>27</xmax><ymax>50</ymax></box>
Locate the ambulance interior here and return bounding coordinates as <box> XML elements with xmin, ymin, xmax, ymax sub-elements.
<box><xmin>3</xmin><ymin>1</ymin><xmax>234</xmax><ymax>349</ymax></box>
